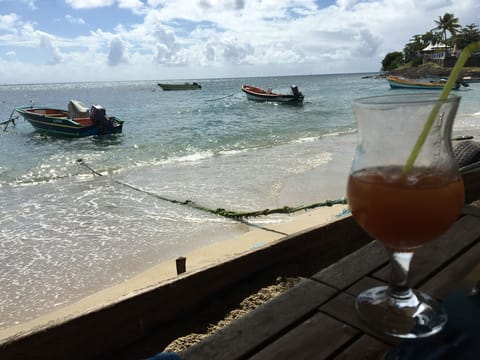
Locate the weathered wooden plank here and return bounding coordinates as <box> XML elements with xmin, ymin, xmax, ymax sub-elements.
<box><xmin>312</xmin><ymin>241</ymin><xmax>388</xmax><ymax>289</ymax></box>
<box><xmin>182</xmin><ymin>200</ymin><xmax>480</xmax><ymax>360</ymax></box>
<box><xmin>182</xmin><ymin>279</ymin><xmax>337</xmax><ymax>360</ymax></box>
<box><xmin>462</xmin><ymin>168</ymin><xmax>480</xmax><ymax>204</ymax></box>
<box><xmin>462</xmin><ymin>204</ymin><xmax>480</xmax><ymax>217</ymax></box>
<box><xmin>186</xmin><ymin>213</ymin><xmax>479</xmax><ymax>360</ymax></box>
<box><xmin>320</xmin><ymin>292</ymin><xmax>398</xmax><ymax>346</ymax></box>
<box><xmin>420</xmin><ymin>240</ymin><xmax>480</xmax><ymax>299</ymax></box>
<box><xmin>346</xmin><ymin>276</ymin><xmax>387</xmax><ymax>297</ymax></box>
<box><xmin>373</xmin><ymin>215</ymin><xmax>480</xmax><ymax>286</ymax></box>
<box><xmin>248</xmin><ymin>312</ymin><xmax>359</xmax><ymax>360</ymax></box>
<box><xmin>334</xmin><ymin>334</ymin><xmax>392</xmax><ymax>360</ymax></box>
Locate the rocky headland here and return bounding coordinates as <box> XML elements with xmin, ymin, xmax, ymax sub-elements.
<box><xmin>387</xmin><ymin>63</ymin><xmax>480</xmax><ymax>79</ymax></box>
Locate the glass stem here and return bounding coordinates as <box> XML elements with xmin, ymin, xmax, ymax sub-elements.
<box><xmin>387</xmin><ymin>249</ymin><xmax>414</xmax><ymax>300</ymax></box>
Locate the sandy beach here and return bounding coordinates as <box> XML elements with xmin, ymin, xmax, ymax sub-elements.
<box><xmin>0</xmin><ymin>202</ymin><xmax>349</xmax><ymax>345</ymax></box>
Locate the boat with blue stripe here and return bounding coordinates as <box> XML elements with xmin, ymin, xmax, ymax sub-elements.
<box><xmin>15</xmin><ymin>100</ymin><xmax>124</xmax><ymax>137</ymax></box>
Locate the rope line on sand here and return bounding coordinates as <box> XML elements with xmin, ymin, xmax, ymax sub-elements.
<box><xmin>77</xmin><ymin>159</ymin><xmax>347</xmax><ymax>221</ymax></box>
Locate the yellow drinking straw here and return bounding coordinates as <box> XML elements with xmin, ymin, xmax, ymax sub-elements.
<box><xmin>402</xmin><ymin>41</ymin><xmax>480</xmax><ymax>174</ymax></box>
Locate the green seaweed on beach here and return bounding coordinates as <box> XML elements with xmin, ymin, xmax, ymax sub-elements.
<box><xmin>77</xmin><ymin>158</ymin><xmax>347</xmax><ymax>220</ymax></box>
<box><xmin>403</xmin><ymin>41</ymin><xmax>480</xmax><ymax>175</ymax></box>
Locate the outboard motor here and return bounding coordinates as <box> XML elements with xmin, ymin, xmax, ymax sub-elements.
<box><xmin>290</xmin><ymin>85</ymin><xmax>303</xmax><ymax>100</ymax></box>
<box><xmin>90</xmin><ymin>104</ymin><xmax>110</xmax><ymax>132</ymax></box>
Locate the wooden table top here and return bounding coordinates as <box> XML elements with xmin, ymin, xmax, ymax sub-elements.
<box><xmin>182</xmin><ymin>206</ymin><xmax>480</xmax><ymax>360</ymax></box>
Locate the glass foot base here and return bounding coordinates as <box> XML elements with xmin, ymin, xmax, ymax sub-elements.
<box><xmin>356</xmin><ymin>286</ymin><xmax>447</xmax><ymax>339</ymax></box>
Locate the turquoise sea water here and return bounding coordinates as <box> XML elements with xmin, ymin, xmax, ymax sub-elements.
<box><xmin>1</xmin><ymin>74</ymin><xmax>480</xmax><ymax>328</ymax></box>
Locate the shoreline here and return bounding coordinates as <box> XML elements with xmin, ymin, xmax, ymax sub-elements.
<box><xmin>387</xmin><ymin>64</ymin><xmax>480</xmax><ymax>80</ymax></box>
<box><xmin>2</xmin><ymin>73</ymin><xmax>478</xmax><ymax>333</ymax></box>
<box><xmin>2</xmin><ymin>130</ymin><xmax>479</xmax><ymax>357</ymax></box>
<box><xmin>1</xmin><ymin>125</ymin><xmax>477</xmax><ymax>340</ymax></box>
<box><xmin>0</xmin><ymin>203</ymin><xmax>349</xmax><ymax>342</ymax></box>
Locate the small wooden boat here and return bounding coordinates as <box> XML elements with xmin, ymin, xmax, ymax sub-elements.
<box><xmin>386</xmin><ymin>75</ymin><xmax>468</xmax><ymax>90</ymax></box>
<box><xmin>15</xmin><ymin>100</ymin><xmax>124</xmax><ymax>137</ymax></box>
<box><xmin>460</xmin><ymin>76</ymin><xmax>480</xmax><ymax>83</ymax></box>
<box><xmin>241</xmin><ymin>84</ymin><xmax>304</xmax><ymax>103</ymax></box>
<box><xmin>157</xmin><ymin>82</ymin><xmax>201</xmax><ymax>91</ymax></box>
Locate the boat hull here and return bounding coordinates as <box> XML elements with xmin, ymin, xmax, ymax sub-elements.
<box><xmin>157</xmin><ymin>83</ymin><xmax>201</xmax><ymax>91</ymax></box>
<box><xmin>244</xmin><ymin>92</ymin><xmax>301</xmax><ymax>103</ymax></box>
<box><xmin>386</xmin><ymin>76</ymin><xmax>459</xmax><ymax>90</ymax></box>
<box><xmin>15</xmin><ymin>107</ymin><xmax>123</xmax><ymax>137</ymax></box>
<box><xmin>241</xmin><ymin>85</ymin><xmax>304</xmax><ymax>103</ymax></box>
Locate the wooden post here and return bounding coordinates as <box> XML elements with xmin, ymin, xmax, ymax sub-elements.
<box><xmin>176</xmin><ymin>256</ymin><xmax>186</xmax><ymax>275</ymax></box>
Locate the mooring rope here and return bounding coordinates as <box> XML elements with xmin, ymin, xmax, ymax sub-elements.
<box><xmin>77</xmin><ymin>159</ymin><xmax>347</xmax><ymax>220</ymax></box>
<box><xmin>1</xmin><ymin>107</ymin><xmax>18</xmax><ymax>131</ymax></box>
<box><xmin>205</xmin><ymin>94</ymin><xmax>234</xmax><ymax>102</ymax></box>
<box><xmin>1</xmin><ymin>117</ymin><xmax>17</xmax><ymax>131</ymax></box>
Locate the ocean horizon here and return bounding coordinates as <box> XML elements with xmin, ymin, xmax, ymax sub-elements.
<box><xmin>1</xmin><ymin>73</ymin><xmax>479</xmax><ymax>329</ymax></box>
<box><xmin>0</xmin><ymin>71</ymin><xmax>376</xmax><ymax>87</ymax></box>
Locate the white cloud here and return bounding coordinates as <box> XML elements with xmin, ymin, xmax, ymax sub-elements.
<box><xmin>155</xmin><ymin>43</ymin><xmax>170</xmax><ymax>63</ymax></box>
<box><xmin>65</xmin><ymin>14</ymin><xmax>86</xmax><ymax>25</ymax></box>
<box><xmin>65</xmin><ymin>0</ymin><xmax>145</xmax><ymax>12</ymax></box>
<box><xmin>151</xmin><ymin>24</ymin><xmax>176</xmax><ymax>48</ymax></box>
<box><xmin>220</xmin><ymin>40</ymin><xmax>253</xmax><ymax>64</ymax></box>
<box><xmin>352</xmin><ymin>29</ymin><xmax>381</xmax><ymax>57</ymax></box>
<box><xmin>117</xmin><ymin>0</ymin><xmax>146</xmax><ymax>14</ymax></box>
<box><xmin>108</xmin><ymin>37</ymin><xmax>128</xmax><ymax>65</ymax></box>
<box><xmin>336</xmin><ymin>0</ymin><xmax>359</xmax><ymax>10</ymax></box>
<box><xmin>39</xmin><ymin>34</ymin><xmax>63</xmax><ymax>65</ymax></box>
<box><xmin>0</xmin><ymin>0</ymin><xmax>38</xmax><ymax>10</ymax></box>
<box><xmin>413</xmin><ymin>0</ymin><xmax>454</xmax><ymax>11</ymax></box>
<box><xmin>65</xmin><ymin>0</ymin><xmax>115</xmax><ymax>9</ymax></box>
<box><xmin>0</xmin><ymin>13</ymin><xmax>22</xmax><ymax>32</ymax></box>
<box><xmin>1</xmin><ymin>0</ymin><xmax>479</xmax><ymax>83</ymax></box>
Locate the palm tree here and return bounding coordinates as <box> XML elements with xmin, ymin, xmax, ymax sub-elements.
<box><xmin>433</xmin><ymin>13</ymin><xmax>461</xmax><ymax>45</ymax></box>
<box><xmin>403</xmin><ymin>35</ymin><xmax>422</xmax><ymax>63</ymax></box>
<box><xmin>422</xmin><ymin>31</ymin><xmax>443</xmax><ymax>46</ymax></box>
<box><xmin>432</xmin><ymin>13</ymin><xmax>461</xmax><ymax>65</ymax></box>
<box><xmin>456</xmin><ymin>24</ymin><xmax>480</xmax><ymax>50</ymax></box>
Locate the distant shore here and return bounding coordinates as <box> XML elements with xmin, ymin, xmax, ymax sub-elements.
<box><xmin>386</xmin><ymin>64</ymin><xmax>480</xmax><ymax>79</ymax></box>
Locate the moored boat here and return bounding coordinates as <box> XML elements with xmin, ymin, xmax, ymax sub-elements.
<box><xmin>460</xmin><ymin>76</ymin><xmax>480</xmax><ymax>83</ymax></box>
<box><xmin>15</xmin><ymin>100</ymin><xmax>124</xmax><ymax>137</ymax></box>
<box><xmin>157</xmin><ymin>82</ymin><xmax>201</xmax><ymax>91</ymax></box>
<box><xmin>241</xmin><ymin>84</ymin><xmax>304</xmax><ymax>103</ymax></box>
<box><xmin>386</xmin><ymin>75</ymin><xmax>468</xmax><ymax>90</ymax></box>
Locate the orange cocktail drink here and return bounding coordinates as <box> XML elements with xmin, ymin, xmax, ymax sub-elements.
<box><xmin>348</xmin><ymin>93</ymin><xmax>462</xmax><ymax>339</ymax></box>
<box><xmin>347</xmin><ymin>166</ymin><xmax>464</xmax><ymax>250</ymax></box>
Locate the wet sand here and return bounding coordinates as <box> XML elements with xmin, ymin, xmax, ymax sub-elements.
<box><xmin>0</xmin><ymin>203</ymin><xmax>349</xmax><ymax>343</ymax></box>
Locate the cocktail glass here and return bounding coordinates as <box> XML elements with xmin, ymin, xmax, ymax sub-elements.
<box><xmin>347</xmin><ymin>93</ymin><xmax>464</xmax><ymax>338</ymax></box>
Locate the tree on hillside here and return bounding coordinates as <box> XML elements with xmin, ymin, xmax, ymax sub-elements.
<box><xmin>382</xmin><ymin>51</ymin><xmax>403</xmax><ymax>71</ymax></box>
<box><xmin>456</xmin><ymin>24</ymin><xmax>480</xmax><ymax>50</ymax></box>
<box><xmin>403</xmin><ymin>31</ymin><xmax>442</xmax><ymax>64</ymax></box>
<box><xmin>433</xmin><ymin>13</ymin><xmax>461</xmax><ymax>45</ymax></box>
<box><xmin>422</xmin><ymin>31</ymin><xmax>443</xmax><ymax>46</ymax></box>
<box><xmin>403</xmin><ymin>35</ymin><xmax>424</xmax><ymax>64</ymax></box>
<box><xmin>382</xmin><ymin>14</ymin><xmax>480</xmax><ymax>71</ymax></box>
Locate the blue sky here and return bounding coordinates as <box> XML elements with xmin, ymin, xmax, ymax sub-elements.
<box><xmin>0</xmin><ymin>0</ymin><xmax>479</xmax><ymax>84</ymax></box>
